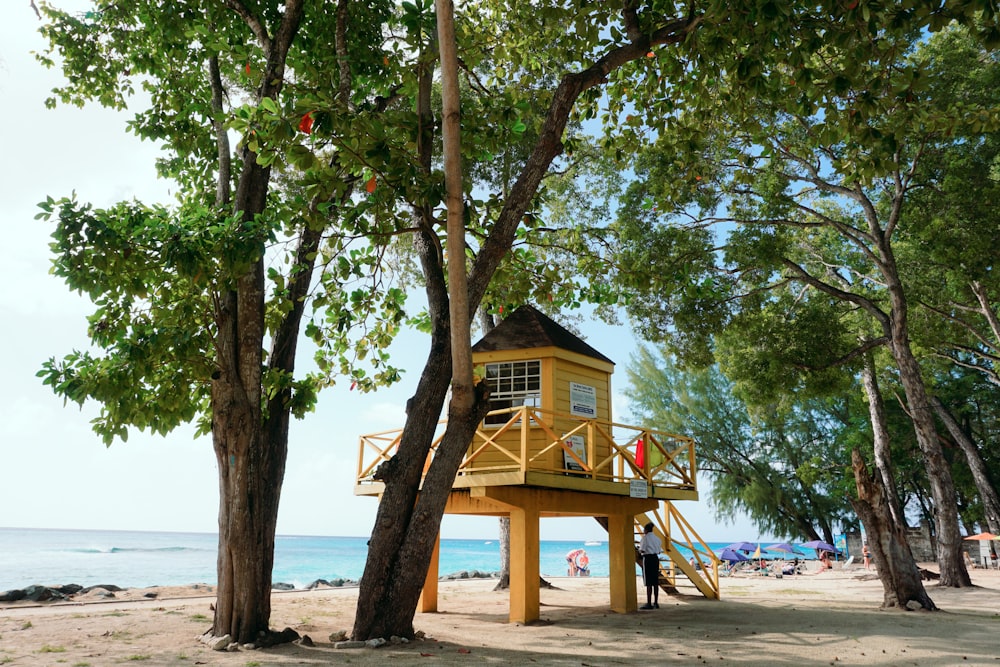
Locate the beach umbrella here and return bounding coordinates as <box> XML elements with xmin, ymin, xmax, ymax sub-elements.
<box><xmin>800</xmin><ymin>540</ymin><xmax>839</xmax><ymax>554</ymax></box>
<box><xmin>963</xmin><ymin>532</ymin><xmax>999</xmax><ymax>541</ymax></box>
<box><xmin>766</xmin><ymin>543</ymin><xmax>804</xmax><ymax>555</ymax></box>
<box><xmin>719</xmin><ymin>548</ymin><xmax>750</xmax><ymax>563</ymax></box>
<box><xmin>725</xmin><ymin>541</ymin><xmax>758</xmax><ymax>553</ymax></box>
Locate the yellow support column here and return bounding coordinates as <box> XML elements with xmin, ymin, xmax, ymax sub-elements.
<box><xmin>418</xmin><ymin>533</ymin><xmax>441</xmax><ymax>612</ymax></box>
<box><xmin>607</xmin><ymin>512</ymin><xmax>638</xmax><ymax>613</ymax></box>
<box><xmin>509</xmin><ymin>504</ymin><xmax>540</xmax><ymax>624</ymax></box>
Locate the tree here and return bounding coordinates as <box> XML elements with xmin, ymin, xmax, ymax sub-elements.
<box><xmin>36</xmin><ymin>0</ymin><xmax>409</xmax><ymax>643</ymax></box>
<box><xmin>894</xmin><ymin>26</ymin><xmax>1000</xmax><ymax>535</ymax></box>
<box><xmin>610</xmin><ymin>21</ymin><xmax>1000</xmax><ymax>592</ymax></box>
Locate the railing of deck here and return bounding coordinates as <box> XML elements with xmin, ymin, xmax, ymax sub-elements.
<box><xmin>356</xmin><ymin>405</ymin><xmax>697</xmax><ymax>492</ymax></box>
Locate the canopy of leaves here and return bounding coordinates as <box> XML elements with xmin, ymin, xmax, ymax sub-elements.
<box><xmin>626</xmin><ymin>345</ymin><xmax>857</xmax><ymax>540</ymax></box>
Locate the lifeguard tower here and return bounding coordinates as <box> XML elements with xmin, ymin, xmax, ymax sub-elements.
<box><xmin>355</xmin><ymin>306</ymin><xmax>720</xmax><ymax>623</ymax></box>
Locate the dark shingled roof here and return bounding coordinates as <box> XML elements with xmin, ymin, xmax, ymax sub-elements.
<box><xmin>471</xmin><ymin>305</ymin><xmax>614</xmax><ymax>365</ymax></box>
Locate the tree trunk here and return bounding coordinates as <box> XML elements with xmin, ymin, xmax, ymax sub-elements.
<box><xmin>931</xmin><ymin>396</ymin><xmax>1000</xmax><ymax>535</ymax></box>
<box><xmin>850</xmin><ymin>449</ymin><xmax>937</xmax><ymax>610</ymax></box>
<box><xmin>861</xmin><ymin>352</ymin><xmax>906</xmax><ymax>528</ymax></box>
<box><xmin>351</xmin><ymin>261</ymin><xmax>453</xmax><ymax>640</ymax></box>
<box><xmin>878</xmin><ymin>217</ymin><xmax>969</xmax><ymax>588</ymax></box>
<box><xmin>207</xmin><ymin>2</ymin><xmax>306</xmax><ymax>642</ymax></box>
<box><xmin>889</xmin><ymin>325</ymin><xmax>970</xmax><ymax>586</ymax></box>
<box><xmin>494</xmin><ymin>517</ymin><xmax>512</xmax><ymax>590</ymax></box>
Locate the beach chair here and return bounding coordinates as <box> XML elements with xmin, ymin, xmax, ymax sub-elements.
<box><xmin>841</xmin><ymin>555</ymin><xmax>855</xmax><ymax>570</ymax></box>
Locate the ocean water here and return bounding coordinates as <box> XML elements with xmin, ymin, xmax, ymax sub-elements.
<box><xmin>0</xmin><ymin>527</ymin><xmax>814</xmax><ymax>592</ymax></box>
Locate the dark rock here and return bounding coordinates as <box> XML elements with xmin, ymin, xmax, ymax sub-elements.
<box><xmin>80</xmin><ymin>584</ymin><xmax>123</xmax><ymax>593</ymax></box>
<box><xmin>271</xmin><ymin>582</ymin><xmax>295</xmax><ymax>591</ymax></box>
<box><xmin>25</xmin><ymin>585</ymin><xmax>66</xmax><ymax>602</ymax></box>
<box><xmin>258</xmin><ymin>627</ymin><xmax>300</xmax><ymax>648</ymax></box>
<box><xmin>306</xmin><ymin>579</ymin><xmax>331</xmax><ymax>590</ymax></box>
<box><xmin>56</xmin><ymin>584</ymin><xmax>83</xmax><ymax>595</ymax></box>
<box><xmin>143</xmin><ymin>592</ymin><xmax>158</xmax><ymax>599</ymax></box>
<box><xmin>298</xmin><ymin>634</ymin><xmax>315</xmax><ymax>647</ymax></box>
<box><xmin>0</xmin><ymin>589</ymin><xmax>27</xmax><ymax>602</ymax></box>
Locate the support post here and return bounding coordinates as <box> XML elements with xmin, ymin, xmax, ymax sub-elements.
<box><xmin>608</xmin><ymin>512</ymin><xmax>638</xmax><ymax>613</ymax></box>
<box><xmin>509</xmin><ymin>504</ymin><xmax>540</xmax><ymax>623</ymax></box>
<box><xmin>418</xmin><ymin>533</ymin><xmax>441</xmax><ymax>612</ymax></box>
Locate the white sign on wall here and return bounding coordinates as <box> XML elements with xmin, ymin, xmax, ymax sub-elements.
<box><xmin>569</xmin><ymin>382</ymin><xmax>597</xmax><ymax>418</ymax></box>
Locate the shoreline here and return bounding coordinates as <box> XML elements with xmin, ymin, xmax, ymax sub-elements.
<box><xmin>0</xmin><ymin>570</ymin><xmax>504</xmax><ymax>608</ymax></box>
<box><xmin>1</xmin><ymin>566</ymin><xmax>999</xmax><ymax>665</ymax></box>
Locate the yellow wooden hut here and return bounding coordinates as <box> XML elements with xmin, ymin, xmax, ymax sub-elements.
<box><xmin>356</xmin><ymin>305</ymin><xmax>719</xmax><ymax>623</ymax></box>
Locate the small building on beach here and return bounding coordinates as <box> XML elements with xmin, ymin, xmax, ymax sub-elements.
<box><xmin>355</xmin><ymin>305</ymin><xmax>717</xmax><ymax>622</ymax></box>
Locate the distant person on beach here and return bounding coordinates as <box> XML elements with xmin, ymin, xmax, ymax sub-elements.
<box><xmin>638</xmin><ymin>522</ymin><xmax>662</xmax><ymax>609</ymax></box>
<box><xmin>817</xmin><ymin>550</ymin><xmax>833</xmax><ymax>572</ymax></box>
<box><xmin>566</xmin><ymin>548</ymin><xmax>587</xmax><ymax>576</ymax></box>
<box><xmin>862</xmin><ymin>543</ymin><xmax>872</xmax><ymax>570</ymax></box>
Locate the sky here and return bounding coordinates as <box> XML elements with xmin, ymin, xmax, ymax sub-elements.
<box><xmin>0</xmin><ymin>3</ymin><xmax>773</xmax><ymax>544</ymax></box>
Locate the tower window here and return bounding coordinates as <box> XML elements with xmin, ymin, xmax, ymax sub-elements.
<box><xmin>484</xmin><ymin>360</ymin><xmax>541</xmax><ymax>426</ymax></box>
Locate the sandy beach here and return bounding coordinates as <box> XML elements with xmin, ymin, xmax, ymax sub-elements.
<box><xmin>2</xmin><ymin>564</ymin><xmax>999</xmax><ymax>666</ymax></box>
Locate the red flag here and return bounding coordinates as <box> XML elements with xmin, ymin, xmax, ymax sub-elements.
<box><xmin>635</xmin><ymin>438</ymin><xmax>645</xmax><ymax>468</ymax></box>
<box><xmin>298</xmin><ymin>112</ymin><xmax>314</xmax><ymax>134</ymax></box>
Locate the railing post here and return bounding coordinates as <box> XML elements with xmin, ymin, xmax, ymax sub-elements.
<box><xmin>356</xmin><ymin>437</ymin><xmax>365</xmax><ymax>483</ymax></box>
<box><xmin>587</xmin><ymin>421</ymin><xmax>595</xmax><ymax>479</ymax></box>
<box><xmin>520</xmin><ymin>406</ymin><xmax>528</xmax><ymax>475</ymax></box>
<box><xmin>643</xmin><ymin>430</ymin><xmax>651</xmax><ymax>483</ymax></box>
<box><xmin>689</xmin><ymin>439</ymin><xmax>697</xmax><ymax>487</ymax></box>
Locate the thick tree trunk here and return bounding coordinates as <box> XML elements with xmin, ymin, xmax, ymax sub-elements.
<box><xmin>877</xmin><ymin>217</ymin><xmax>969</xmax><ymax>587</ymax></box>
<box><xmin>211</xmin><ymin>394</ymin><xmax>289</xmax><ymax>644</ymax></box>
<box><xmin>367</xmin><ymin>397</ymin><xmax>492</xmax><ymax>638</ymax></box>
<box><xmin>890</xmin><ymin>329</ymin><xmax>970</xmax><ymax>587</ymax></box>
<box><xmin>851</xmin><ymin>449</ymin><xmax>937</xmax><ymax>610</ymax></box>
<box><xmin>931</xmin><ymin>396</ymin><xmax>1000</xmax><ymax>536</ymax></box>
<box><xmin>206</xmin><ymin>2</ymin><xmax>305</xmax><ymax>642</ymax></box>
<box><xmin>351</xmin><ymin>283</ymin><xmax>453</xmax><ymax>640</ymax></box>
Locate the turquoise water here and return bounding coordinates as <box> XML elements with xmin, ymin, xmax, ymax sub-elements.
<box><xmin>0</xmin><ymin>528</ymin><xmax>814</xmax><ymax>591</ymax></box>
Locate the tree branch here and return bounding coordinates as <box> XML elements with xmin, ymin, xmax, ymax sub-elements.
<box><xmin>792</xmin><ymin>336</ymin><xmax>889</xmax><ymax>371</ymax></box>
<box><xmin>220</xmin><ymin>0</ymin><xmax>272</xmax><ymax>55</ymax></box>
<box><xmin>468</xmin><ymin>9</ymin><xmax>700</xmax><ymax>312</ymax></box>
<box><xmin>781</xmin><ymin>257</ymin><xmax>890</xmax><ymax>330</ymax></box>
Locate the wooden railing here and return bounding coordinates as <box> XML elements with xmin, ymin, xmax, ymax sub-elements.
<box><xmin>356</xmin><ymin>405</ymin><xmax>697</xmax><ymax>493</ymax></box>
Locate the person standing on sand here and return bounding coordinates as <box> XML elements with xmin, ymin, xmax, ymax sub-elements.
<box><xmin>638</xmin><ymin>522</ymin><xmax>662</xmax><ymax>609</ymax></box>
<box><xmin>862</xmin><ymin>543</ymin><xmax>872</xmax><ymax>570</ymax></box>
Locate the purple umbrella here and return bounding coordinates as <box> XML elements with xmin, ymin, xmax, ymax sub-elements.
<box><xmin>719</xmin><ymin>547</ymin><xmax>750</xmax><ymax>563</ymax></box>
<box><xmin>801</xmin><ymin>540</ymin><xmax>838</xmax><ymax>554</ymax></box>
<box><xmin>725</xmin><ymin>541</ymin><xmax>758</xmax><ymax>553</ymax></box>
<box><xmin>766</xmin><ymin>543</ymin><xmax>805</xmax><ymax>555</ymax></box>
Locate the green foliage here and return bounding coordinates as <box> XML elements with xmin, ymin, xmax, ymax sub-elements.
<box><xmin>609</xmin><ymin>20</ymin><xmax>1000</xmax><ymax>540</ymax></box>
<box><xmin>625</xmin><ymin>346</ymin><xmax>856</xmax><ymax>538</ymax></box>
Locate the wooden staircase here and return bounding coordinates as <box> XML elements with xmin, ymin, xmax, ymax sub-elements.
<box><xmin>599</xmin><ymin>501</ymin><xmax>720</xmax><ymax>600</ymax></box>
